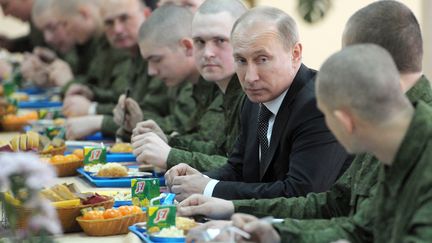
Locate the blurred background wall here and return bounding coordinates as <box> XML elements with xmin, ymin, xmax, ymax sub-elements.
<box><xmin>0</xmin><ymin>0</ymin><xmax>430</xmax><ymax>77</ymax></box>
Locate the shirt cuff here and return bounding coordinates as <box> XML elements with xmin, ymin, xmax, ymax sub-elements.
<box><xmin>88</xmin><ymin>102</ymin><xmax>98</xmax><ymax>115</ymax></box>
<box><xmin>203</xmin><ymin>179</ymin><xmax>219</xmax><ymax>197</ymax></box>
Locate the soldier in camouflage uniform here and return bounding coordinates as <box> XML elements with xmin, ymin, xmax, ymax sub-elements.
<box><xmin>65</xmin><ymin>0</ymin><xmax>169</xmax><ymax>139</ymax></box>
<box><xmin>131</xmin><ymin>0</ymin><xmax>247</xmax><ymax>172</ymax></box>
<box><xmin>111</xmin><ymin>4</ymin><xmax>202</xmax><ymax>140</ymax></box>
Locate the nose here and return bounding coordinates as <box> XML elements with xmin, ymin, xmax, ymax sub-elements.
<box><xmin>203</xmin><ymin>44</ymin><xmax>215</xmax><ymax>60</ymax></box>
<box><xmin>113</xmin><ymin>20</ymin><xmax>124</xmax><ymax>34</ymax></box>
<box><xmin>44</xmin><ymin>31</ymin><xmax>54</xmax><ymax>45</ymax></box>
<box><xmin>244</xmin><ymin>63</ymin><xmax>259</xmax><ymax>84</ymax></box>
<box><xmin>147</xmin><ymin>62</ymin><xmax>158</xmax><ymax>76</ymax></box>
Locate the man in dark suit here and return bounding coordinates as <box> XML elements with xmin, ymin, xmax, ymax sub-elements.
<box><xmin>165</xmin><ymin>6</ymin><xmax>351</xmax><ymax>201</ymax></box>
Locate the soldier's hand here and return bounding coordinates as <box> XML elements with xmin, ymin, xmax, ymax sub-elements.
<box><xmin>48</xmin><ymin>59</ymin><xmax>74</xmax><ymax>87</ymax></box>
<box><xmin>20</xmin><ymin>53</ymin><xmax>49</xmax><ymax>86</ymax></box>
<box><xmin>63</xmin><ymin>95</ymin><xmax>92</xmax><ymax>117</ymax></box>
<box><xmin>132</xmin><ymin>120</ymin><xmax>168</xmax><ymax>143</ymax></box>
<box><xmin>170</xmin><ymin>174</ymin><xmax>210</xmax><ymax>201</ymax></box>
<box><xmin>64</xmin><ymin>83</ymin><xmax>93</xmax><ymax>99</ymax></box>
<box><xmin>232</xmin><ymin>214</ymin><xmax>281</xmax><ymax>243</ymax></box>
<box><xmin>131</xmin><ymin>132</ymin><xmax>170</xmax><ymax>169</ymax></box>
<box><xmin>178</xmin><ymin>194</ymin><xmax>235</xmax><ymax>219</ymax></box>
<box><xmin>113</xmin><ymin>94</ymin><xmax>127</xmax><ymax>126</ymax></box>
<box><xmin>66</xmin><ymin>115</ymin><xmax>103</xmax><ymax>140</ymax></box>
<box><xmin>164</xmin><ymin>163</ymin><xmax>201</xmax><ymax>189</ymax></box>
<box><xmin>124</xmin><ymin>97</ymin><xmax>143</xmax><ymax>132</ymax></box>
<box><xmin>186</xmin><ymin>220</ymin><xmax>233</xmax><ymax>243</ymax></box>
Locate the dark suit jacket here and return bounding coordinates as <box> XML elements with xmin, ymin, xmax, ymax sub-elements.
<box><xmin>206</xmin><ymin>64</ymin><xmax>352</xmax><ymax>200</ymax></box>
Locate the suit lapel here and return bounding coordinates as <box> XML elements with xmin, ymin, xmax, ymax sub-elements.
<box><xmin>259</xmin><ymin>64</ymin><xmax>312</xmax><ymax>180</ymax></box>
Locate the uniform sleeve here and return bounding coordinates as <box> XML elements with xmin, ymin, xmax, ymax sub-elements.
<box><xmin>101</xmin><ymin>115</ymin><xmax>119</xmax><ymax>138</ymax></box>
<box><xmin>96</xmin><ymin>103</ymin><xmax>116</xmax><ymax>115</ymax></box>
<box><xmin>144</xmin><ymin>82</ymin><xmax>196</xmax><ymax>134</ymax></box>
<box><xmin>402</xmin><ymin>183</ymin><xmax>432</xmax><ymax>241</ymax></box>
<box><xmin>166</xmin><ymin>148</ymin><xmax>227</xmax><ymax>171</ymax></box>
<box><xmin>232</xmin><ymin>168</ymin><xmax>352</xmax><ymax>219</ymax></box>
<box><xmin>274</xmin><ymin>216</ymin><xmax>372</xmax><ymax>243</ymax></box>
<box><xmin>274</xmin><ymin>186</ymin><xmax>375</xmax><ymax>243</ymax></box>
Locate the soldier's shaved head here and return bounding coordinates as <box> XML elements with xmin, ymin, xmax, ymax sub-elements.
<box><xmin>197</xmin><ymin>0</ymin><xmax>246</xmax><ymax>19</ymax></box>
<box><xmin>158</xmin><ymin>0</ymin><xmax>204</xmax><ymax>12</ymax></box>
<box><xmin>342</xmin><ymin>1</ymin><xmax>422</xmax><ymax>73</ymax></box>
<box><xmin>101</xmin><ymin>0</ymin><xmax>145</xmax><ymax>16</ymax></box>
<box><xmin>32</xmin><ymin>0</ymin><xmax>52</xmax><ymax>18</ymax></box>
<box><xmin>317</xmin><ymin>44</ymin><xmax>409</xmax><ymax>124</ymax></box>
<box><xmin>232</xmin><ymin>6</ymin><xmax>299</xmax><ymax>51</ymax></box>
<box><xmin>52</xmin><ymin>0</ymin><xmax>101</xmax><ymax>17</ymax></box>
<box><xmin>51</xmin><ymin>0</ymin><xmax>102</xmax><ymax>45</ymax></box>
<box><xmin>139</xmin><ymin>4</ymin><xmax>193</xmax><ymax>48</ymax></box>
<box><xmin>32</xmin><ymin>0</ymin><xmax>74</xmax><ymax>53</ymax></box>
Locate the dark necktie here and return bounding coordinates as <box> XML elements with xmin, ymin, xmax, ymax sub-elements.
<box><xmin>257</xmin><ymin>105</ymin><xmax>273</xmax><ymax>160</ymax></box>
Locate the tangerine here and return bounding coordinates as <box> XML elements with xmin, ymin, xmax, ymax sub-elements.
<box><xmin>73</xmin><ymin>149</ymin><xmax>84</xmax><ymax>160</ymax></box>
<box><xmin>118</xmin><ymin>206</ymin><xmax>133</xmax><ymax>216</ymax></box>
<box><xmin>130</xmin><ymin>206</ymin><xmax>142</xmax><ymax>214</ymax></box>
<box><xmin>83</xmin><ymin>210</ymin><xmax>104</xmax><ymax>220</ymax></box>
<box><xmin>50</xmin><ymin>155</ymin><xmax>65</xmax><ymax>164</ymax></box>
<box><xmin>103</xmin><ymin>208</ymin><xmax>122</xmax><ymax>219</ymax></box>
<box><xmin>65</xmin><ymin>154</ymin><xmax>79</xmax><ymax>162</ymax></box>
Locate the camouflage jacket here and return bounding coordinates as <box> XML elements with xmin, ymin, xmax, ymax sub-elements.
<box><xmin>166</xmin><ymin>75</ymin><xmax>245</xmax><ymax>171</ymax></box>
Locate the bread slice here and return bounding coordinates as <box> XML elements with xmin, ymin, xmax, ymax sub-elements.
<box><xmin>50</xmin><ymin>184</ymin><xmax>77</xmax><ymax>200</ymax></box>
<box><xmin>26</xmin><ymin>131</ymin><xmax>40</xmax><ymax>151</ymax></box>
<box><xmin>40</xmin><ymin>189</ymin><xmax>63</xmax><ymax>202</ymax></box>
<box><xmin>19</xmin><ymin>134</ymin><xmax>27</xmax><ymax>151</ymax></box>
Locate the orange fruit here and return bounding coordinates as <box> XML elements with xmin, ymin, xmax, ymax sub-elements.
<box><xmin>83</xmin><ymin>210</ymin><xmax>104</xmax><ymax>220</ymax></box>
<box><xmin>73</xmin><ymin>149</ymin><xmax>84</xmax><ymax>160</ymax></box>
<box><xmin>130</xmin><ymin>206</ymin><xmax>142</xmax><ymax>214</ymax></box>
<box><xmin>103</xmin><ymin>209</ymin><xmax>122</xmax><ymax>219</ymax></box>
<box><xmin>65</xmin><ymin>154</ymin><xmax>79</xmax><ymax>162</ymax></box>
<box><xmin>118</xmin><ymin>206</ymin><xmax>133</xmax><ymax>216</ymax></box>
<box><xmin>50</xmin><ymin>155</ymin><xmax>65</xmax><ymax>164</ymax></box>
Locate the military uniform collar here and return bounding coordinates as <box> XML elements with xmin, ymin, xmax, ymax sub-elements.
<box><xmin>225</xmin><ymin>75</ymin><xmax>242</xmax><ymax>96</ymax></box>
<box><xmin>382</xmin><ymin>101</ymin><xmax>432</xmax><ymax>195</ymax></box>
<box><xmin>406</xmin><ymin>75</ymin><xmax>432</xmax><ymax>105</ymax></box>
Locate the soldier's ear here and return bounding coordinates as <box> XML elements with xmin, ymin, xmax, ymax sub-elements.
<box><xmin>180</xmin><ymin>38</ymin><xmax>194</xmax><ymax>57</ymax></box>
<box><xmin>334</xmin><ymin>109</ymin><xmax>354</xmax><ymax>134</ymax></box>
<box><xmin>143</xmin><ymin>7</ymin><xmax>152</xmax><ymax>18</ymax></box>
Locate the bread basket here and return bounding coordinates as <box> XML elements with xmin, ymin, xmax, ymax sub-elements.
<box><xmin>52</xmin><ymin>159</ymin><xmax>83</xmax><ymax>177</ymax></box>
<box><xmin>14</xmin><ymin>197</ymin><xmax>115</xmax><ymax>233</ymax></box>
<box><xmin>77</xmin><ymin>212</ymin><xmax>146</xmax><ymax>236</ymax></box>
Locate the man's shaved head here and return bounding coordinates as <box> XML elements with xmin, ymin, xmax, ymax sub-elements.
<box><xmin>197</xmin><ymin>0</ymin><xmax>246</xmax><ymax>20</ymax></box>
<box><xmin>317</xmin><ymin>44</ymin><xmax>407</xmax><ymax>124</ymax></box>
<box><xmin>139</xmin><ymin>4</ymin><xmax>193</xmax><ymax>48</ymax></box>
<box><xmin>343</xmin><ymin>0</ymin><xmax>422</xmax><ymax>73</ymax></box>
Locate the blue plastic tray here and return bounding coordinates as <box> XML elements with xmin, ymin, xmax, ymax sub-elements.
<box><xmin>76</xmin><ymin>167</ymin><xmax>151</xmax><ymax>187</ymax></box>
<box><xmin>64</xmin><ymin>152</ymin><xmax>136</xmax><ymax>162</ymax></box>
<box><xmin>113</xmin><ymin>200</ymin><xmax>132</xmax><ymax>207</ymax></box>
<box><xmin>129</xmin><ymin>225</ymin><xmax>152</xmax><ymax>243</ymax></box>
<box><xmin>18</xmin><ymin>87</ymin><xmax>45</xmax><ymax>95</ymax></box>
<box><xmin>107</xmin><ymin>153</ymin><xmax>136</xmax><ymax>162</ymax></box>
<box><xmin>129</xmin><ymin>226</ymin><xmax>185</xmax><ymax>243</ymax></box>
<box><xmin>18</xmin><ymin>101</ymin><xmax>62</xmax><ymax>109</ymax></box>
<box><xmin>84</xmin><ymin>132</ymin><xmax>109</xmax><ymax>141</ymax></box>
<box><xmin>77</xmin><ymin>168</ymin><xmax>165</xmax><ymax>187</ymax></box>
